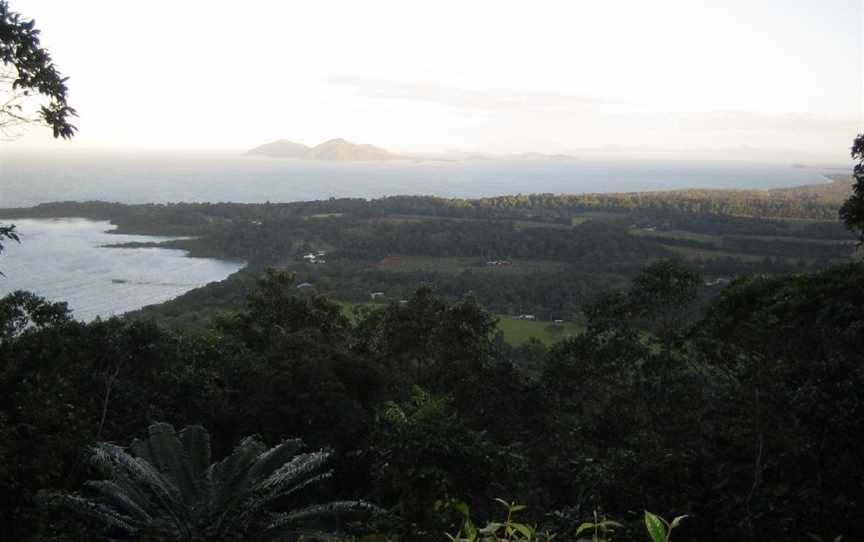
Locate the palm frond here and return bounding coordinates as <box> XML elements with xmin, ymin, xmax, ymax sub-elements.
<box><xmin>40</xmin><ymin>492</ymin><xmax>138</xmax><ymax>535</ymax></box>
<box><xmin>266</xmin><ymin>501</ymin><xmax>381</xmax><ymax>530</ymax></box>
<box><xmin>42</xmin><ymin>422</ymin><xmax>378</xmax><ymax>541</ymax></box>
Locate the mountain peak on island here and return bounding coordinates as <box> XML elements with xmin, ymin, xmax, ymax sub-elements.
<box><xmin>247</xmin><ymin>138</ymin><xmax>403</xmax><ymax>161</ymax></box>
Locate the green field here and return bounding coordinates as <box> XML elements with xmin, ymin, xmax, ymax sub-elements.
<box><xmin>571</xmin><ymin>211</ymin><xmax>627</xmax><ymax>225</ymax></box>
<box><xmin>376</xmin><ymin>255</ymin><xmax>565</xmax><ymax>275</ymax></box>
<box><xmin>632</xmin><ymin>227</ymin><xmax>852</xmax><ymax>246</ymax></box>
<box><xmin>662</xmin><ymin>244</ymin><xmax>779</xmax><ymax>263</ymax></box>
<box><xmin>631</xmin><ymin>228</ymin><xmax>721</xmax><ymax>245</ymax></box>
<box><xmin>496</xmin><ymin>317</ymin><xmax>582</xmax><ymax>345</ymax></box>
<box><xmin>511</xmin><ymin>219</ymin><xmax>572</xmax><ymax>230</ymax></box>
<box><xmin>383</xmin><ymin>214</ymin><xmax>569</xmax><ymax>230</ymax></box>
<box><xmin>341</xmin><ymin>302</ymin><xmax>581</xmax><ymax>346</ymax></box>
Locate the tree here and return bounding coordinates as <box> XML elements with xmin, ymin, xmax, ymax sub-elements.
<box><xmin>839</xmin><ymin>133</ymin><xmax>864</xmax><ymax>241</ymax></box>
<box><xmin>0</xmin><ymin>289</ymin><xmax>70</xmax><ymax>341</ymax></box>
<box><xmin>41</xmin><ymin>422</ymin><xmax>377</xmax><ymax>541</ymax></box>
<box><xmin>0</xmin><ymin>224</ymin><xmax>19</xmax><ymax>274</ymax></box>
<box><xmin>0</xmin><ymin>0</ymin><xmax>76</xmax><ymax>139</ymax></box>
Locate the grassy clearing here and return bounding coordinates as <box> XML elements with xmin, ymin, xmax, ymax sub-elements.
<box><xmin>632</xmin><ymin>228</ymin><xmax>852</xmax><ymax>246</ymax></box>
<box><xmin>381</xmin><ymin>214</ymin><xmax>571</xmax><ymax>230</ymax></box>
<box><xmin>376</xmin><ymin>255</ymin><xmax>566</xmax><ymax>275</ymax></box>
<box><xmin>511</xmin><ymin>220</ymin><xmax>572</xmax><ymax>230</ymax></box>
<box><xmin>662</xmin><ymin>244</ymin><xmax>776</xmax><ymax>263</ymax></box>
<box><xmin>305</xmin><ymin>213</ymin><xmax>344</xmax><ymax>219</ymax></box>
<box><xmin>631</xmin><ymin>228</ymin><xmax>721</xmax><ymax>245</ymax></box>
<box><xmin>571</xmin><ymin>211</ymin><xmax>626</xmax><ymax>224</ymax></box>
<box><xmin>497</xmin><ymin>317</ymin><xmax>582</xmax><ymax>346</ymax></box>
<box><xmin>341</xmin><ymin>302</ymin><xmax>581</xmax><ymax>346</ymax></box>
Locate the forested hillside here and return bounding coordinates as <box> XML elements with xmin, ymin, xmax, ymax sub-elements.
<box><xmin>2</xmin><ymin>154</ymin><xmax>864</xmax><ymax>541</ymax></box>
<box><xmin>0</xmin><ymin>177</ymin><xmax>856</xmax><ymax>331</ymax></box>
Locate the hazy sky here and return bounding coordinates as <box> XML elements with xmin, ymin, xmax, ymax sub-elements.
<box><xmin>3</xmin><ymin>0</ymin><xmax>863</xmax><ymax>159</ymax></box>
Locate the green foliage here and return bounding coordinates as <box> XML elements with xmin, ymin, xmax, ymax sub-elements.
<box><xmin>574</xmin><ymin>510</ymin><xmax>622</xmax><ymax>542</ymax></box>
<box><xmin>2</xmin><ymin>253</ymin><xmax>864</xmax><ymax>540</ymax></box>
<box><xmin>224</xmin><ymin>267</ymin><xmax>351</xmax><ymax>350</ymax></box>
<box><xmin>0</xmin><ymin>289</ymin><xmax>70</xmax><ymax>341</ymax></box>
<box><xmin>839</xmin><ymin>133</ymin><xmax>864</xmax><ymax>241</ymax></box>
<box><xmin>0</xmin><ymin>0</ymin><xmax>76</xmax><ymax>138</ymax></box>
<box><xmin>41</xmin><ymin>422</ymin><xmax>377</xmax><ymax>540</ymax></box>
<box><xmin>372</xmin><ymin>388</ymin><xmax>499</xmax><ymax>532</ymax></box>
<box><xmin>642</xmin><ymin>512</ymin><xmax>685</xmax><ymax>542</ymax></box>
<box><xmin>0</xmin><ymin>223</ymin><xmax>18</xmax><ymax>257</ymax></box>
<box><xmin>445</xmin><ymin>499</ymin><xmax>553</xmax><ymax>542</ymax></box>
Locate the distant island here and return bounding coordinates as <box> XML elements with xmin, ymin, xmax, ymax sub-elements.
<box><xmin>247</xmin><ymin>139</ymin><xmax>583</xmax><ymax>162</ymax></box>
<box><xmin>247</xmin><ymin>138</ymin><xmax>404</xmax><ymax>161</ymax></box>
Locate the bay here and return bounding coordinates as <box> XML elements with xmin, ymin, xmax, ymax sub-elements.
<box><xmin>0</xmin><ymin>218</ymin><xmax>244</xmax><ymax>322</ymax></box>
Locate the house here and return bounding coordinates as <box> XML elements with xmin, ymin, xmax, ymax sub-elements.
<box><xmin>370</xmin><ymin>292</ymin><xmax>385</xmax><ymax>300</ymax></box>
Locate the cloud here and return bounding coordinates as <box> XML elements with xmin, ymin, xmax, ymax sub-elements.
<box><xmin>326</xmin><ymin>75</ymin><xmax>604</xmax><ymax>113</ymax></box>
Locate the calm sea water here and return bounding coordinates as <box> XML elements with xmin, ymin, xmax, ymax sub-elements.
<box><xmin>0</xmin><ymin>218</ymin><xmax>244</xmax><ymax>321</ymax></box>
<box><xmin>0</xmin><ymin>152</ymin><xmax>837</xmax><ymax>208</ymax></box>
<box><xmin>0</xmin><ymin>152</ymin><xmax>842</xmax><ymax>320</ymax></box>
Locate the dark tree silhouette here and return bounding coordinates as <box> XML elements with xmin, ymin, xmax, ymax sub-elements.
<box><xmin>840</xmin><ymin>134</ymin><xmax>864</xmax><ymax>241</ymax></box>
<box><xmin>0</xmin><ymin>0</ymin><xmax>76</xmax><ymax>138</ymax></box>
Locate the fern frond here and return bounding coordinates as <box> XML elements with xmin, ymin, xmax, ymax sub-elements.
<box><xmin>239</xmin><ymin>437</ymin><xmax>305</xmax><ymax>491</ymax></box>
<box><xmin>131</xmin><ymin>422</ymin><xmax>199</xmax><ymax>509</ymax></box>
<box><xmin>179</xmin><ymin>424</ymin><xmax>211</xmax><ymax>487</ymax></box>
<box><xmin>266</xmin><ymin>501</ymin><xmax>380</xmax><ymax>530</ymax></box>
<box><xmin>84</xmin><ymin>479</ymin><xmax>153</xmax><ymax>523</ymax></box>
<box><xmin>40</xmin><ymin>492</ymin><xmax>138</xmax><ymax>535</ymax></box>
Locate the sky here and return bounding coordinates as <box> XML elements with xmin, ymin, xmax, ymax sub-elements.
<box><xmin>2</xmin><ymin>0</ymin><xmax>863</xmax><ymax>160</ymax></box>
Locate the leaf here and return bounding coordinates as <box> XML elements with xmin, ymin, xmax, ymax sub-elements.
<box><xmin>479</xmin><ymin>522</ymin><xmax>504</xmax><ymax>534</ymax></box>
<box><xmin>452</xmin><ymin>499</ymin><xmax>471</xmax><ymax>519</ymax></box>
<box><xmin>669</xmin><ymin>515</ymin><xmax>687</xmax><ymax>529</ymax></box>
<box><xmin>575</xmin><ymin>522</ymin><xmax>596</xmax><ymax>536</ymax></box>
<box><xmin>464</xmin><ymin>517</ymin><xmax>478</xmax><ymax>540</ymax></box>
<box><xmin>511</xmin><ymin>522</ymin><xmax>533</xmax><ymax>538</ymax></box>
<box><xmin>644</xmin><ymin>511</ymin><xmax>667</xmax><ymax>542</ymax></box>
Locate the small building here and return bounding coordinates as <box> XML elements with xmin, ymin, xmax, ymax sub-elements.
<box><xmin>370</xmin><ymin>292</ymin><xmax>385</xmax><ymax>300</ymax></box>
<box><xmin>518</xmin><ymin>314</ymin><xmax>536</xmax><ymax>321</ymax></box>
<box><xmin>302</xmin><ymin>254</ymin><xmax>316</xmax><ymax>261</ymax></box>
<box><xmin>296</xmin><ymin>282</ymin><xmax>314</xmax><ymax>289</ymax></box>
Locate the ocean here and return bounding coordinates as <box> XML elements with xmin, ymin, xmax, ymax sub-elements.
<box><xmin>0</xmin><ymin>152</ymin><xmax>844</xmax><ymax>321</ymax></box>
<box><xmin>0</xmin><ymin>152</ymin><xmax>839</xmax><ymax>208</ymax></box>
